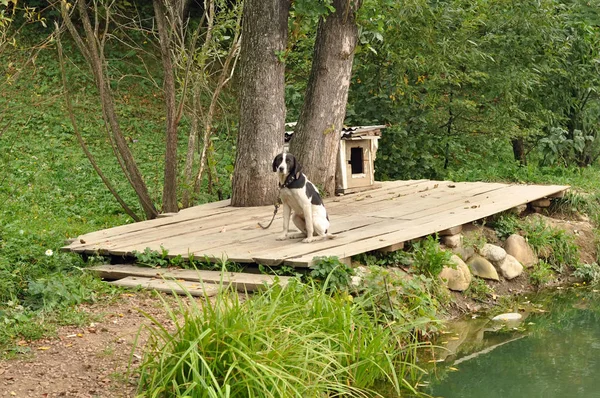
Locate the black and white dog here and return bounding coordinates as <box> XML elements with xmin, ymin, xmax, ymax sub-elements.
<box><xmin>272</xmin><ymin>153</ymin><xmax>334</xmax><ymax>243</ymax></box>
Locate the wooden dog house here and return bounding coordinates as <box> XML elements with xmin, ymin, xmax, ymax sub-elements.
<box><xmin>284</xmin><ymin>124</ymin><xmax>385</xmax><ymax>195</ymax></box>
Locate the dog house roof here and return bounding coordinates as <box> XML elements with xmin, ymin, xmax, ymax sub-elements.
<box><xmin>284</xmin><ymin>124</ymin><xmax>385</xmax><ymax>143</ymax></box>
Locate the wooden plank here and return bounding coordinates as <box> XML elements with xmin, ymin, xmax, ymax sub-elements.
<box><xmin>284</xmin><ymin>184</ymin><xmax>569</xmax><ymax>266</ymax></box>
<box><xmin>67</xmin><ymin>205</ymin><xmax>274</xmax><ymax>253</ymax></box>
<box><xmin>109</xmin><ymin>276</ymin><xmax>220</xmax><ymax>297</ymax></box>
<box><xmin>90</xmin><ymin>264</ymin><xmax>289</xmax><ymax>291</ymax></box>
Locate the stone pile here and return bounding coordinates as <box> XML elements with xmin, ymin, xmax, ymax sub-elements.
<box><xmin>438</xmin><ymin>224</ymin><xmax>539</xmax><ymax>292</ymax></box>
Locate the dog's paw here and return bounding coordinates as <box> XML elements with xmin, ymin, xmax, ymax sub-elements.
<box><xmin>276</xmin><ymin>234</ymin><xmax>288</xmax><ymax>241</ymax></box>
<box><xmin>302</xmin><ymin>237</ymin><xmax>316</xmax><ymax>243</ymax></box>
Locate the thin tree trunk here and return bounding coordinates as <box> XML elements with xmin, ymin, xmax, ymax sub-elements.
<box><xmin>289</xmin><ymin>0</ymin><xmax>361</xmax><ymax>196</ymax></box>
<box><xmin>154</xmin><ymin>0</ymin><xmax>180</xmax><ymax>213</ymax></box>
<box><xmin>56</xmin><ymin>25</ymin><xmax>141</xmax><ymax>222</ymax></box>
<box><xmin>61</xmin><ymin>1</ymin><xmax>158</xmax><ymax>219</ymax></box>
<box><xmin>231</xmin><ymin>0</ymin><xmax>289</xmax><ymax>206</ymax></box>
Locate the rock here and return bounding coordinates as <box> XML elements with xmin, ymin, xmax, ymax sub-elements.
<box><xmin>351</xmin><ymin>266</ymin><xmax>369</xmax><ymax>287</ymax></box>
<box><xmin>439</xmin><ymin>255</ymin><xmax>472</xmax><ymax>291</ymax></box>
<box><xmin>492</xmin><ymin>313</ymin><xmax>522</xmax><ymax>321</ymax></box>
<box><xmin>532</xmin><ymin>206</ymin><xmax>545</xmax><ymax>213</ymax></box>
<box><xmin>467</xmin><ymin>254</ymin><xmax>499</xmax><ymax>281</ymax></box>
<box><xmin>531</xmin><ymin>198</ymin><xmax>551</xmax><ymax>208</ymax></box>
<box><xmin>510</xmin><ymin>204</ymin><xmax>528</xmax><ymax>215</ymax></box>
<box><xmin>453</xmin><ymin>245</ymin><xmax>475</xmax><ymax>262</ymax></box>
<box><xmin>496</xmin><ymin>254</ymin><xmax>524</xmax><ymax>280</ymax></box>
<box><xmin>439</xmin><ymin>225</ymin><xmax>463</xmax><ymax>236</ymax></box>
<box><xmin>479</xmin><ymin>243</ymin><xmax>506</xmax><ymax>263</ymax></box>
<box><xmin>504</xmin><ymin>234</ymin><xmax>537</xmax><ymax>268</ymax></box>
<box><xmin>442</xmin><ymin>234</ymin><xmax>462</xmax><ymax>248</ymax></box>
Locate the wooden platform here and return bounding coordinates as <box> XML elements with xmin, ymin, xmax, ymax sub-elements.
<box><xmin>64</xmin><ymin>180</ymin><xmax>569</xmax><ymax>268</ymax></box>
<box><xmin>89</xmin><ymin>264</ymin><xmax>291</xmax><ymax>296</ymax></box>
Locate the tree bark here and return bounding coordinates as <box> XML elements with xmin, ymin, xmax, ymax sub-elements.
<box><xmin>289</xmin><ymin>0</ymin><xmax>361</xmax><ymax>196</ymax></box>
<box><xmin>230</xmin><ymin>0</ymin><xmax>289</xmax><ymax>206</ymax></box>
<box><xmin>512</xmin><ymin>138</ymin><xmax>527</xmax><ymax>166</ymax></box>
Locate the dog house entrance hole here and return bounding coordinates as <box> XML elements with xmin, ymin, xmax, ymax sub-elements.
<box><xmin>350</xmin><ymin>147</ymin><xmax>364</xmax><ymax>174</ymax></box>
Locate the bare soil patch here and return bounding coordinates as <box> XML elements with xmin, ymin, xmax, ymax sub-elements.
<box><xmin>0</xmin><ymin>293</ymin><xmax>170</xmax><ymax>398</ymax></box>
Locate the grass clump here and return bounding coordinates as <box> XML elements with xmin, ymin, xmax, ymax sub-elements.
<box><xmin>136</xmin><ymin>279</ymin><xmax>429</xmax><ymax>397</ymax></box>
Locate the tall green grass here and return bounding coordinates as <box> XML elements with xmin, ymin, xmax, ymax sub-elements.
<box><xmin>135</xmin><ymin>279</ymin><xmax>430</xmax><ymax>397</ymax></box>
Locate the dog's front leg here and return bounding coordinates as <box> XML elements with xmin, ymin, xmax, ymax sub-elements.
<box><xmin>302</xmin><ymin>204</ymin><xmax>315</xmax><ymax>243</ymax></box>
<box><xmin>276</xmin><ymin>202</ymin><xmax>292</xmax><ymax>241</ymax></box>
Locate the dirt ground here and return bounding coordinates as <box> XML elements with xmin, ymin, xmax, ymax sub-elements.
<box><xmin>1</xmin><ymin>214</ymin><xmax>595</xmax><ymax>397</ymax></box>
<box><xmin>0</xmin><ymin>293</ymin><xmax>170</xmax><ymax>398</ymax></box>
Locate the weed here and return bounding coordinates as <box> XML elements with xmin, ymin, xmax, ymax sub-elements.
<box><xmin>132</xmin><ymin>247</ymin><xmax>170</xmax><ymax>268</ymax></box>
<box><xmin>491</xmin><ymin>213</ymin><xmax>520</xmax><ymax>240</ymax></box>
<box><xmin>572</xmin><ymin>263</ymin><xmax>600</xmax><ymax>284</ymax></box>
<box><xmin>411</xmin><ymin>235</ymin><xmax>454</xmax><ymax>278</ymax></box>
<box><xmin>465</xmin><ymin>278</ymin><xmax>494</xmax><ymax>301</ymax></box>
<box><xmin>520</xmin><ymin>218</ymin><xmax>579</xmax><ymax>273</ymax></box>
<box><xmin>258</xmin><ymin>264</ymin><xmax>303</xmax><ymax>279</ymax></box>
<box><xmin>309</xmin><ymin>256</ymin><xmax>354</xmax><ymax>293</ymax></box>
<box><xmin>528</xmin><ymin>261</ymin><xmax>555</xmax><ymax>288</ymax></box>
<box><xmin>355</xmin><ymin>266</ymin><xmax>445</xmax><ymax>336</ymax></box>
<box><xmin>353</xmin><ymin>249</ymin><xmax>413</xmax><ymax>268</ymax></box>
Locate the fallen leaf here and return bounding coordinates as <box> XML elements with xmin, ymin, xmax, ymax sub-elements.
<box><xmin>38</xmin><ymin>346</ymin><xmax>51</xmax><ymax>350</ymax></box>
<box><xmin>448</xmin><ymin>367</ymin><xmax>459</xmax><ymax>372</ymax></box>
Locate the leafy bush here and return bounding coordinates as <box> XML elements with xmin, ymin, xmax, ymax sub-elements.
<box><xmin>572</xmin><ymin>263</ymin><xmax>600</xmax><ymax>285</ymax></box>
<box><xmin>309</xmin><ymin>256</ymin><xmax>355</xmax><ymax>292</ymax></box>
<box><xmin>520</xmin><ymin>218</ymin><xmax>579</xmax><ymax>273</ymax></box>
<box><xmin>136</xmin><ymin>280</ymin><xmax>428</xmax><ymax>397</ymax></box>
<box><xmin>353</xmin><ymin>250</ymin><xmax>412</xmax><ymax>268</ymax></box>
<box><xmin>464</xmin><ymin>278</ymin><xmax>494</xmax><ymax>302</ymax></box>
<box><xmin>355</xmin><ymin>266</ymin><xmax>445</xmax><ymax>336</ymax></box>
<box><xmin>411</xmin><ymin>235</ymin><xmax>454</xmax><ymax>278</ymax></box>
<box><xmin>528</xmin><ymin>261</ymin><xmax>555</xmax><ymax>288</ymax></box>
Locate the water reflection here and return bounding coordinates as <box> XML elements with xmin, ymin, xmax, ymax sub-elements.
<box><xmin>428</xmin><ymin>288</ymin><xmax>600</xmax><ymax>398</ymax></box>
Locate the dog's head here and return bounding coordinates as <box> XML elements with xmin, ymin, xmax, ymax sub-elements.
<box><xmin>273</xmin><ymin>153</ymin><xmax>302</xmax><ymax>182</ymax></box>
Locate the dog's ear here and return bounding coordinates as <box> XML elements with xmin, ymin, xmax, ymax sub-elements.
<box><xmin>291</xmin><ymin>156</ymin><xmax>302</xmax><ymax>178</ymax></box>
<box><xmin>272</xmin><ymin>154</ymin><xmax>281</xmax><ymax>172</ymax></box>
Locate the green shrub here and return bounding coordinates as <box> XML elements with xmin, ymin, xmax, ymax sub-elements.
<box><xmin>355</xmin><ymin>266</ymin><xmax>445</xmax><ymax>336</ymax></box>
<box><xmin>528</xmin><ymin>261</ymin><xmax>555</xmax><ymax>288</ymax></box>
<box><xmin>521</xmin><ymin>218</ymin><xmax>579</xmax><ymax>273</ymax></box>
<box><xmin>464</xmin><ymin>278</ymin><xmax>494</xmax><ymax>301</ymax></box>
<box><xmin>572</xmin><ymin>263</ymin><xmax>600</xmax><ymax>284</ymax></box>
<box><xmin>309</xmin><ymin>256</ymin><xmax>355</xmax><ymax>293</ymax></box>
<box><xmin>411</xmin><ymin>236</ymin><xmax>454</xmax><ymax>278</ymax></box>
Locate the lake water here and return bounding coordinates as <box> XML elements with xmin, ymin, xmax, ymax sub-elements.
<box><xmin>428</xmin><ymin>287</ymin><xmax>600</xmax><ymax>398</ymax></box>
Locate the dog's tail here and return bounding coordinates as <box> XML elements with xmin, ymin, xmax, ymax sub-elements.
<box><xmin>325</xmin><ymin>233</ymin><xmax>336</xmax><ymax>240</ymax></box>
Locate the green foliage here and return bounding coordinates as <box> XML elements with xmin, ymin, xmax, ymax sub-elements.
<box><xmin>411</xmin><ymin>236</ymin><xmax>454</xmax><ymax>278</ymax></box>
<box><xmin>491</xmin><ymin>213</ymin><xmax>521</xmax><ymax>240</ymax></box>
<box><xmin>464</xmin><ymin>278</ymin><xmax>494</xmax><ymax>302</ymax></box>
<box><xmin>491</xmin><ymin>214</ymin><xmax>580</xmax><ymax>273</ymax></box>
<box><xmin>353</xmin><ymin>249</ymin><xmax>412</xmax><ymax>268</ymax></box>
<box><xmin>309</xmin><ymin>256</ymin><xmax>354</xmax><ymax>293</ymax></box>
<box><xmin>132</xmin><ymin>247</ymin><xmax>170</xmax><ymax>268</ymax></box>
<box><xmin>572</xmin><ymin>263</ymin><xmax>600</xmax><ymax>285</ymax></box>
<box><xmin>355</xmin><ymin>266</ymin><xmax>445</xmax><ymax>336</ymax></box>
<box><xmin>529</xmin><ymin>261</ymin><xmax>556</xmax><ymax>288</ymax></box>
<box><xmin>520</xmin><ymin>218</ymin><xmax>580</xmax><ymax>273</ymax></box>
<box><xmin>136</xmin><ymin>279</ymin><xmax>428</xmax><ymax>397</ymax></box>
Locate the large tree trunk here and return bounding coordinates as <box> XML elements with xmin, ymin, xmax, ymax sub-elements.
<box><xmin>289</xmin><ymin>0</ymin><xmax>361</xmax><ymax>196</ymax></box>
<box><xmin>230</xmin><ymin>0</ymin><xmax>289</xmax><ymax>206</ymax></box>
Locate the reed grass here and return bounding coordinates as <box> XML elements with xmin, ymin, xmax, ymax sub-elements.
<box><xmin>134</xmin><ymin>278</ymin><xmax>429</xmax><ymax>397</ymax></box>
